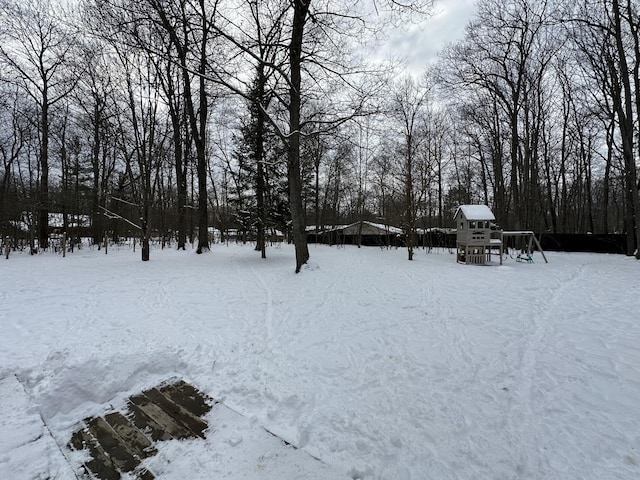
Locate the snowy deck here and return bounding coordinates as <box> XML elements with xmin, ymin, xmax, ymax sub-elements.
<box><xmin>70</xmin><ymin>380</ymin><xmax>211</xmax><ymax>479</ymax></box>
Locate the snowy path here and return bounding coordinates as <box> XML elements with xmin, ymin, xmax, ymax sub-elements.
<box><xmin>0</xmin><ymin>375</ymin><xmax>77</xmax><ymax>479</ymax></box>
<box><xmin>1</xmin><ymin>244</ymin><xmax>639</xmax><ymax>479</ymax></box>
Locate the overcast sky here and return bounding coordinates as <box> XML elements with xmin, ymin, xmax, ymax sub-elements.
<box><xmin>383</xmin><ymin>0</ymin><xmax>478</xmax><ymax>74</ymax></box>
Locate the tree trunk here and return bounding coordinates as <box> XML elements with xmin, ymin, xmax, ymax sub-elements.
<box><xmin>405</xmin><ymin>140</ymin><xmax>414</xmax><ymax>261</ymax></box>
<box><xmin>509</xmin><ymin>106</ymin><xmax>521</xmax><ymax>231</ymax></box>
<box><xmin>288</xmin><ymin>0</ymin><xmax>311</xmax><ymax>273</ymax></box>
<box><xmin>39</xmin><ymin>99</ymin><xmax>49</xmax><ymax>250</ymax></box>
<box><xmin>195</xmin><ymin>80</ymin><xmax>209</xmax><ymax>254</ymax></box>
<box><xmin>254</xmin><ymin>65</ymin><xmax>268</xmax><ymax>259</ymax></box>
<box><xmin>612</xmin><ymin>0</ymin><xmax>640</xmax><ymax>257</ymax></box>
<box><xmin>176</xmin><ymin>142</ymin><xmax>188</xmax><ymax>251</ymax></box>
<box><xmin>91</xmin><ymin>101</ymin><xmax>103</xmax><ymax>246</ymax></box>
<box><xmin>256</xmin><ymin>156</ymin><xmax>266</xmax><ymax>258</ymax></box>
<box><xmin>255</xmin><ymin>121</ymin><xmax>266</xmax><ymax>257</ymax></box>
<box><xmin>172</xmin><ymin>104</ymin><xmax>188</xmax><ymax>251</ymax></box>
<box><xmin>603</xmin><ymin>121</ymin><xmax>613</xmax><ymax>233</ymax></box>
<box><xmin>142</xmin><ymin>231</ymin><xmax>150</xmax><ymax>261</ymax></box>
<box><xmin>195</xmin><ymin>80</ymin><xmax>209</xmax><ymax>253</ymax></box>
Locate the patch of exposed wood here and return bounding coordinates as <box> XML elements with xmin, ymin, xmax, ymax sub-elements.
<box><xmin>69</xmin><ymin>380</ymin><xmax>213</xmax><ymax>480</ymax></box>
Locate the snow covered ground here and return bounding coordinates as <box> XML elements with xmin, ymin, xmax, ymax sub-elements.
<box><xmin>1</xmin><ymin>243</ymin><xmax>639</xmax><ymax>479</ymax></box>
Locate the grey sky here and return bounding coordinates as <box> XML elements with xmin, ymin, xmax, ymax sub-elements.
<box><xmin>383</xmin><ymin>0</ymin><xmax>478</xmax><ymax>74</ymax></box>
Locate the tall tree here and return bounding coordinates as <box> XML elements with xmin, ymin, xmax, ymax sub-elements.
<box><xmin>287</xmin><ymin>0</ymin><xmax>311</xmax><ymax>271</ymax></box>
<box><xmin>227</xmin><ymin>0</ymin><xmax>287</xmax><ymax>258</ymax></box>
<box><xmin>389</xmin><ymin>75</ymin><xmax>429</xmax><ymax>260</ymax></box>
<box><xmin>113</xmin><ymin>47</ymin><xmax>167</xmax><ymax>261</ymax></box>
<box><xmin>156</xmin><ymin>42</ymin><xmax>190</xmax><ymax>251</ymax></box>
<box><xmin>609</xmin><ymin>0</ymin><xmax>640</xmax><ymax>257</ymax></box>
<box><xmin>75</xmin><ymin>41</ymin><xmax>118</xmax><ymax>247</ymax></box>
<box><xmin>136</xmin><ymin>0</ymin><xmax>219</xmax><ymax>254</ymax></box>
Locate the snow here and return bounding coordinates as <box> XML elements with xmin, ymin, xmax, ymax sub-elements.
<box><xmin>455</xmin><ymin>205</ymin><xmax>496</xmax><ymax>220</ymax></box>
<box><xmin>1</xmin><ymin>243</ymin><xmax>639</xmax><ymax>479</ymax></box>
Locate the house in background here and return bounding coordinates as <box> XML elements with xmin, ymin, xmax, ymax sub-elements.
<box><xmin>454</xmin><ymin>205</ymin><xmax>503</xmax><ymax>265</ymax></box>
<box><xmin>309</xmin><ymin>221</ymin><xmax>402</xmax><ymax>246</ymax></box>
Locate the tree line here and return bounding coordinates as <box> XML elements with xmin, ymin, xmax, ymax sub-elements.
<box><xmin>1</xmin><ymin>0</ymin><xmax>639</xmax><ymax>270</ymax></box>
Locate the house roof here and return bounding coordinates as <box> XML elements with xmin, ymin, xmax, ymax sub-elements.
<box><xmin>340</xmin><ymin>221</ymin><xmax>403</xmax><ymax>236</ymax></box>
<box><xmin>318</xmin><ymin>221</ymin><xmax>403</xmax><ymax>236</ymax></box>
<box><xmin>454</xmin><ymin>205</ymin><xmax>495</xmax><ymax>221</ymax></box>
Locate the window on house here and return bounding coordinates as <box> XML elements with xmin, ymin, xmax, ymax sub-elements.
<box><xmin>469</xmin><ymin>221</ymin><xmax>476</xmax><ymax>228</ymax></box>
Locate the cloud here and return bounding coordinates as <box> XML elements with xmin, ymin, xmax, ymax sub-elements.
<box><xmin>381</xmin><ymin>0</ymin><xmax>478</xmax><ymax>74</ymax></box>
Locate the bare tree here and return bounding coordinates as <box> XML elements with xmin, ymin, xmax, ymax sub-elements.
<box><xmin>0</xmin><ymin>88</ymin><xmax>26</xmax><ymax>222</ymax></box>
<box><xmin>389</xmin><ymin>75</ymin><xmax>430</xmax><ymax>260</ymax></box>
<box><xmin>74</xmin><ymin>41</ymin><xmax>119</xmax><ymax>247</ymax></box>
<box><xmin>608</xmin><ymin>0</ymin><xmax>640</xmax><ymax>257</ymax></box>
<box><xmin>112</xmin><ymin>47</ymin><xmax>168</xmax><ymax>261</ymax></box>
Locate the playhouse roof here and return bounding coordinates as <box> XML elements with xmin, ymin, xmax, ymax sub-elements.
<box><xmin>454</xmin><ymin>205</ymin><xmax>495</xmax><ymax>221</ymax></box>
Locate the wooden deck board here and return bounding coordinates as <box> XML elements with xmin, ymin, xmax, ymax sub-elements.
<box><xmin>86</xmin><ymin>417</ymin><xmax>139</xmax><ymax>473</ymax></box>
<box><xmin>126</xmin><ymin>401</ymin><xmax>174</xmax><ymax>442</ymax></box>
<box><xmin>70</xmin><ymin>429</ymin><xmax>121</xmax><ymax>480</ymax></box>
<box><xmin>142</xmin><ymin>387</ymin><xmax>209</xmax><ymax>438</ymax></box>
<box><xmin>159</xmin><ymin>380</ymin><xmax>213</xmax><ymax>417</ymax></box>
<box><xmin>104</xmin><ymin>412</ymin><xmax>156</xmax><ymax>459</ymax></box>
<box><xmin>129</xmin><ymin>393</ymin><xmax>193</xmax><ymax>440</ymax></box>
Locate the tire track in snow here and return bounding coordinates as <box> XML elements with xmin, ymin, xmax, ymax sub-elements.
<box><xmin>506</xmin><ymin>263</ymin><xmax>587</xmax><ymax>477</ymax></box>
<box><xmin>252</xmin><ymin>266</ymin><xmax>275</xmax><ymax>352</ymax></box>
